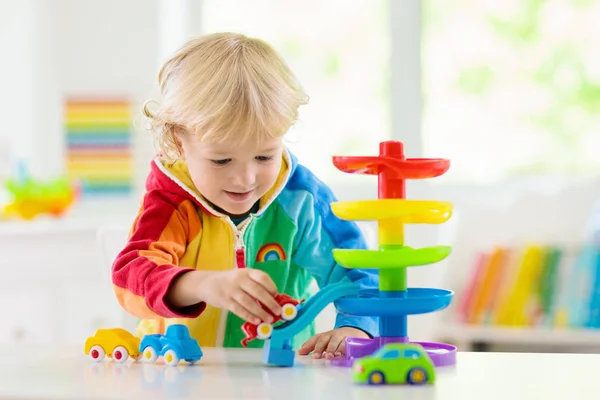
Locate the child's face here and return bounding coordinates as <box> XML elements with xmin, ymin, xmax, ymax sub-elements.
<box><xmin>178</xmin><ymin>135</ymin><xmax>284</xmax><ymax>218</ymax></box>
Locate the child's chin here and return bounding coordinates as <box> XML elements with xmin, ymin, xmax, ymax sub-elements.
<box><xmin>222</xmin><ymin>203</ymin><xmax>253</xmax><ymax>217</ymax></box>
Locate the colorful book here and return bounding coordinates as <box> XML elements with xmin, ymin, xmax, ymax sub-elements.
<box><xmin>490</xmin><ymin>248</ymin><xmax>520</xmax><ymax>325</ymax></box>
<box><xmin>566</xmin><ymin>246</ymin><xmax>596</xmax><ymax>327</ymax></box>
<box><xmin>467</xmin><ymin>247</ymin><xmax>506</xmax><ymax>324</ymax></box>
<box><xmin>538</xmin><ymin>246</ymin><xmax>561</xmax><ymax>326</ymax></box>
<box><xmin>585</xmin><ymin>247</ymin><xmax>600</xmax><ymax>328</ymax></box>
<box><xmin>457</xmin><ymin>251</ymin><xmax>489</xmax><ymax>323</ymax></box>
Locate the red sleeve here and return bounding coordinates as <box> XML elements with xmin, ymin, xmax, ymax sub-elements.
<box><xmin>111</xmin><ymin>189</ymin><xmax>205</xmax><ymax>319</ymax></box>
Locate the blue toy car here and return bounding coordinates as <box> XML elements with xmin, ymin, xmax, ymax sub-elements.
<box><xmin>139</xmin><ymin>324</ymin><xmax>203</xmax><ymax>366</ymax></box>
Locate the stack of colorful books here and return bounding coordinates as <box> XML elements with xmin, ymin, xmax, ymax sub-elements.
<box><xmin>457</xmin><ymin>244</ymin><xmax>600</xmax><ymax>329</ymax></box>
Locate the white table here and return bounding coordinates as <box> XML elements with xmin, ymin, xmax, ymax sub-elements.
<box><xmin>0</xmin><ymin>345</ymin><xmax>598</xmax><ymax>399</ymax></box>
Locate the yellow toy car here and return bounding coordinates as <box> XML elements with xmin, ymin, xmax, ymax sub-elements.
<box><xmin>84</xmin><ymin>328</ymin><xmax>141</xmax><ymax>363</ymax></box>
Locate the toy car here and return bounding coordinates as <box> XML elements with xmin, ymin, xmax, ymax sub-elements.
<box><xmin>241</xmin><ymin>293</ymin><xmax>304</xmax><ymax>347</ymax></box>
<box><xmin>139</xmin><ymin>324</ymin><xmax>203</xmax><ymax>366</ymax></box>
<box><xmin>84</xmin><ymin>328</ymin><xmax>141</xmax><ymax>363</ymax></box>
<box><xmin>352</xmin><ymin>343</ymin><xmax>436</xmax><ymax>385</ymax></box>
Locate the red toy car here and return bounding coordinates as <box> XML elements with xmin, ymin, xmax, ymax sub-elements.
<box><xmin>241</xmin><ymin>293</ymin><xmax>304</xmax><ymax>347</ymax></box>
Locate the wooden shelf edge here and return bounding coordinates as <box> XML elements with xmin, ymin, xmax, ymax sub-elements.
<box><xmin>439</xmin><ymin>324</ymin><xmax>600</xmax><ymax>346</ymax></box>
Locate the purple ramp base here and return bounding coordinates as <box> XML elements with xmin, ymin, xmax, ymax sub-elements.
<box><xmin>329</xmin><ymin>336</ymin><xmax>456</xmax><ymax>368</ymax></box>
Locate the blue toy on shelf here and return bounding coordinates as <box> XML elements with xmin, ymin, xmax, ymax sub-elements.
<box><xmin>139</xmin><ymin>324</ymin><xmax>203</xmax><ymax>366</ymax></box>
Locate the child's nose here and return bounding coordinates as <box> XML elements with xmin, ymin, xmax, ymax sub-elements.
<box><xmin>231</xmin><ymin>168</ymin><xmax>256</xmax><ymax>188</ymax></box>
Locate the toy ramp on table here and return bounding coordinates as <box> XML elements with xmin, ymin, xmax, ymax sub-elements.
<box><xmin>270</xmin><ymin>282</ymin><xmax>360</xmax><ymax>340</ymax></box>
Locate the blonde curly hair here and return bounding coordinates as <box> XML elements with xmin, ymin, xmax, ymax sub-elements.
<box><xmin>143</xmin><ymin>32</ymin><xmax>309</xmax><ymax>160</ymax></box>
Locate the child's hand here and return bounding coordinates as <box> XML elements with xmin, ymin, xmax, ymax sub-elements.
<box><xmin>298</xmin><ymin>327</ymin><xmax>369</xmax><ymax>359</ymax></box>
<box><xmin>200</xmin><ymin>269</ymin><xmax>281</xmax><ymax>324</ymax></box>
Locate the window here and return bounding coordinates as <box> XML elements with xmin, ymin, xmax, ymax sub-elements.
<box><xmin>403</xmin><ymin>349</ymin><xmax>421</xmax><ymax>359</ymax></box>
<box><xmin>380</xmin><ymin>349</ymin><xmax>400</xmax><ymax>360</ymax></box>
<box><xmin>422</xmin><ymin>0</ymin><xmax>600</xmax><ymax>183</ymax></box>
<box><xmin>200</xmin><ymin>0</ymin><xmax>391</xmax><ymax>185</ymax></box>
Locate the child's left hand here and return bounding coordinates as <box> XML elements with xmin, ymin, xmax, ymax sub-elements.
<box><xmin>297</xmin><ymin>327</ymin><xmax>369</xmax><ymax>359</ymax></box>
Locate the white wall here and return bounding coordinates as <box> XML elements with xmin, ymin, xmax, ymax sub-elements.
<box><xmin>55</xmin><ymin>0</ymin><xmax>159</xmax><ymax>95</ymax></box>
<box><xmin>0</xmin><ymin>1</ymin><xmax>45</xmax><ymax>178</ymax></box>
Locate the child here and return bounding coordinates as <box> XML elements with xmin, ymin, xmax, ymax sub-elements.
<box><xmin>111</xmin><ymin>32</ymin><xmax>378</xmax><ymax>359</ymax></box>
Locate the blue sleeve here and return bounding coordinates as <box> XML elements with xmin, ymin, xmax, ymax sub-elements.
<box><xmin>285</xmin><ymin>166</ymin><xmax>380</xmax><ymax>337</ymax></box>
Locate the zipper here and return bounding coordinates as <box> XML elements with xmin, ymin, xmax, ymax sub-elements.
<box><xmin>234</xmin><ymin>219</ymin><xmax>250</xmax><ymax>269</ymax></box>
<box><xmin>215</xmin><ymin>216</ymin><xmax>253</xmax><ymax>347</ymax></box>
<box><xmin>235</xmin><ymin>244</ymin><xmax>246</xmax><ymax>269</ymax></box>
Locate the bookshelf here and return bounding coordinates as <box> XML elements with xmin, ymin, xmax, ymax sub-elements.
<box><xmin>445</xmin><ymin>241</ymin><xmax>600</xmax><ymax>352</ymax></box>
<box><xmin>439</xmin><ymin>324</ymin><xmax>600</xmax><ymax>349</ymax></box>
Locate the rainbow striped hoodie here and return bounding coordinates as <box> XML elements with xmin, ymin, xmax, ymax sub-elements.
<box><xmin>112</xmin><ymin>149</ymin><xmax>379</xmax><ymax>348</ymax></box>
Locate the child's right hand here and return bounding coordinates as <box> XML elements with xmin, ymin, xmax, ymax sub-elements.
<box><xmin>199</xmin><ymin>269</ymin><xmax>282</xmax><ymax>324</ymax></box>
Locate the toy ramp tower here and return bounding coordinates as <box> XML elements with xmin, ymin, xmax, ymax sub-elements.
<box><xmin>330</xmin><ymin>140</ymin><xmax>456</xmax><ymax>367</ymax></box>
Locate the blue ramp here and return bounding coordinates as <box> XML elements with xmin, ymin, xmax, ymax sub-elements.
<box><xmin>263</xmin><ymin>281</ymin><xmax>360</xmax><ymax>367</ymax></box>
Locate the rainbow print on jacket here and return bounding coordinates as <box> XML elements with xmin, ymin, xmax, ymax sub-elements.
<box><xmin>256</xmin><ymin>243</ymin><xmax>287</xmax><ymax>262</ymax></box>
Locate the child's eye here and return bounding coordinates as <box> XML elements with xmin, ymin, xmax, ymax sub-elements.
<box><xmin>256</xmin><ymin>156</ymin><xmax>273</xmax><ymax>162</ymax></box>
<box><xmin>211</xmin><ymin>159</ymin><xmax>231</xmax><ymax>166</ymax></box>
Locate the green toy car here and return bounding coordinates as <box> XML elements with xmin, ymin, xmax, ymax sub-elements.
<box><xmin>352</xmin><ymin>343</ymin><xmax>436</xmax><ymax>385</ymax></box>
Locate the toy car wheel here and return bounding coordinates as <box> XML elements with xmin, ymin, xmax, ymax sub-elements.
<box><xmin>163</xmin><ymin>349</ymin><xmax>180</xmax><ymax>366</ymax></box>
<box><xmin>142</xmin><ymin>346</ymin><xmax>158</xmax><ymax>363</ymax></box>
<box><xmin>256</xmin><ymin>323</ymin><xmax>273</xmax><ymax>339</ymax></box>
<box><xmin>407</xmin><ymin>367</ymin><xmax>428</xmax><ymax>385</ymax></box>
<box><xmin>281</xmin><ymin>303</ymin><xmax>298</xmax><ymax>321</ymax></box>
<box><xmin>112</xmin><ymin>346</ymin><xmax>129</xmax><ymax>364</ymax></box>
<box><xmin>89</xmin><ymin>345</ymin><xmax>106</xmax><ymax>362</ymax></box>
<box><xmin>368</xmin><ymin>371</ymin><xmax>386</xmax><ymax>385</ymax></box>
